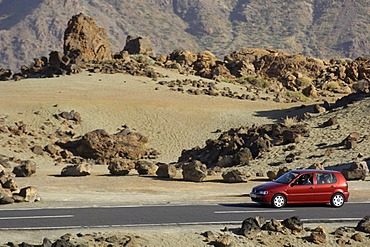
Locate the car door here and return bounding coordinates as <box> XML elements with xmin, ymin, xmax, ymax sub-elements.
<box><xmin>314</xmin><ymin>172</ymin><xmax>337</xmax><ymax>202</ymax></box>
<box><xmin>286</xmin><ymin>173</ymin><xmax>315</xmax><ymax>203</ymax></box>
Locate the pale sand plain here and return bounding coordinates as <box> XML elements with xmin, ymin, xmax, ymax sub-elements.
<box><xmin>0</xmin><ymin>68</ymin><xmax>369</xmax><ymax>245</ymax></box>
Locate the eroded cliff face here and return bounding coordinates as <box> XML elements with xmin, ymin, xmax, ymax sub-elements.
<box><xmin>0</xmin><ymin>0</ymin><xmax>369</xmax><ymax>71</ymax></box>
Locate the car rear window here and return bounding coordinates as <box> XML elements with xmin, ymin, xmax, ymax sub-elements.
<box><xmin>316</xmin><ymin>173</ymin><xmax>337</xmax><ymax>184</ymax></box>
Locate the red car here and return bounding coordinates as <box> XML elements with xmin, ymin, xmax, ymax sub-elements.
<box><xmin>250</xmin><ymin>169</ymin><xmax>350</xmax><ymax>208</ymax></box>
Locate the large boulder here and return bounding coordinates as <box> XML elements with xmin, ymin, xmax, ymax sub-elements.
<box><xmin>0</xmin><ymin>173</ymin><xmax>18</xmax><ymax>191</ymax></box>
<box><xmin>222</xmin><ymin>167</ymin><xmax>251</xmax><ymax>183</ymax></box>
<box><xmin>262</xmin><ymin>219</ymin><xmax>286</xmax><ymax>233</ymax></box>
<box><xmin>342</xmin><ymin>161</ymin><xmax>369</xmax><ymax>180</ymax></box>
<box><xmin>356</xmin><ymin>216</ymin><xmax>370</xmax><ymax>233</ymax></box>
<box><xmin>123</xmin><ymin>35</ymin><xmax>155</xmax><ymax>57</ymax></box>
<box><xmin>58</xmin><ymin>128</ymin><xmax>150</xmax><ymax>164</ymax></box>
<box><xmin>63</xmin><ymin>13</ymin><xmax>111</xmax><ymax>62</ymax></box>
<box><xmin>135</xmin><ymin>160</ymin><xmax>158</xmax><ymax>175</ymax></box>
<box><xmin>182</xmin><ymin>160</ymin><xmax>207</xmax><ymax>182</ymax></box>
<box><xmin>309</xmin><ymin>226</ymin><xmax>327</xmax><ymax>244</ymax></box>
<box><xmin>0</xmin><ymin>188</ymin><xmax>14</xmax><ymax>204</ymax></box>
<box><xmin>281</xmin><ymin>216</ymin><xmax>303</xmax><ymax>232</ymax></box>
<box><xmin>17</xmin><ymin>186</ymin><xmax>41</xmax><ymax>203</ymax></box>
<box><xmin>12</xmin><ymin>160</ymin><xmax>36</xmax><ymax>177</ymax></box>
<box><xmin>156</xmin><ymin>163</ymin><xmax>177</xmax><ymax>178</ymax></box>
<box><xmin>108</xmin><ymin>159</ymin><xmax>136</xmax><ymax>176</ymax></box>
<box><xmin>240</xmin><ymin>216</ymin><xmax>266</xmax><ymax>236</ymax></box>
<box><xmin>61</xmin><ymin>163</ymin><xmax>91</xmax><ymax>176</ymax></box>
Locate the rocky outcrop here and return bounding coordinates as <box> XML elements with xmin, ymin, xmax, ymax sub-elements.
<box><xmin>58</xmin><ymin>128</ymin><xmax>154</xmax><ymax>164</ymax></box>
<box><xmin>179</xmin><ymin>124</ymin><xmax>309</xmax><ymax>170</ymax></box>
<box><xmin>64</xmin><ymin>13</ymin><xmax>111</xmax><ymax>62</ymax></box>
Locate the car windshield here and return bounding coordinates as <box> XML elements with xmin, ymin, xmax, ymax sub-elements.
<box><xmin>275</xmin><ymin>171</ymin><xmax>300</xmax><ymax>184</ymax></box>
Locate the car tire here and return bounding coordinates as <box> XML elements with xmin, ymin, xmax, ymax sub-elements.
<box><xmin>271</xmin><ymin>194</ymin><xmax>286</xmax><ymax>208</ymax></box>
<box><xmin>330</xmin><ymin>193</ymin><xmax>345</xmax><ymax>207</ymax></box>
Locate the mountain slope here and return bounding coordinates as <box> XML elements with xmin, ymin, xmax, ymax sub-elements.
<box><xmin>0</xmin><ymin>0</ymin><xmax>369</xmax><ymax>71</ymax></box>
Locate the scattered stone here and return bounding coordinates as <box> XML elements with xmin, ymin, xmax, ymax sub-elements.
<box><xmin>313</xmin><ymin>105</ymin><xmax>326</xmax><ymax>113</ymax></box>
<box><xmin>156</xmin><ymin>163</ymin><xmax>177</xmax><ymax>178</ymax></box>
<box><xmin>351</xmin><ymin>233</ymin><xmax>363</xmax><ymax>242</ymax></box>
<box><xmin>222</xmin><ymin>167</ymin><xmax>251</xmax><ymax>183</ymax></box>
<box><xmin>309</xmin><ymin>226</ymin><xmax>327</xmax><ymax>244</ymax></box>
<box><xmin>108</xmin><ymin>159</ymin><xmax>136</xmax><ymax>176</ymax></box>
<box><xmin>182</xmin><ymin>160</ymin><xmax>207</xmax><ymax>182</ymax></box>
<box><xmin>135</xmin><ymin>160</ymin><xmax>158</xmax><ymax>175</ymax></box>
<box><xmin>341</xmin><ymin>132</ymin><xmax>361</xmax><ymax>149</ymax></box>
<box><xmin>214</xmin><ymin>234</ymin><xmax>233</xmax><ymax>247</ymax></box>
<box><xmin>17</xmin><ymin>186</ymin><xmax>41</xmax><ymax>202</ymax></box>
<box><xmin>32</xmin><ymin>145</ymin><xmax>44</xmax><ymax>155</ymax></box>
<box><xmin>356</xmin><ymin>216</ymin><xmax>370</xmax><ymax>233</ymax></box>
<box><xmin>240</xmin><ymin>216</ymin><xmax>266</xmax><ymax>236</ymax></box>
<box><xmin>12</xmin><ymin>160</ymin><xmax>36</xmax><ymax>177</ymax></box>
<box><xmin>281</xmin><ymin>216</ymin><xmax>303</xmax><ymax>232</ymax></box>
<box><xmin>61</xmin><ymin>163</ymin><xmax>91</xmax><ymax>176</ymax></box>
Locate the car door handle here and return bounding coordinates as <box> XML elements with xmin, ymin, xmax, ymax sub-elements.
<box><xmin>330</xmin><ymin>186</ymin><xmax>335</xmax><ymax>188</ymax></box>
<box><xmin>309</xmin><ymin>187</ymin><xmax>314</xmax><ymax>190</ymax></box>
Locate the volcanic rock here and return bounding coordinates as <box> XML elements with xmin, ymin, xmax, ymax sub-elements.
<box><xmin>0</xmin><ymin>173</ymin><xmax>18</xmax><ymax>191</ymax></box>
<box><xmin>135</xmin><ymin>160</ymin><xmax>158</xmax><ymax>175</ymax></box>
<box><xmin>182</xmin><ymin>160</ymin><xmax>207</xmax><ymax>182</ymax></box>
<box><xmin>108</xmin><ymin>159</ymin><xmax>136</xmax><ymax>176</ymax></box>
<box><xmin>61</xmin><ymin>163</ymin><xmax>91</xmax><ymax>176</ymax></box>
<box><xmin>156</xmin><ymin>163</ymin><xmax>177</xmax><ymax>178</ymax></box>
<box><xmin>123</xmin><ymin>35</ymin><xmax>155</xmax><ymax>57</ymax></box>
<box><xmin>58</xmin><ymin>128</ymin><xmax>150</xmax><ymax>164</ymax></box>
<box><xmin>240</xmin><ymin>216</ymin><xmax>266</xmax><ymax>236</ymax></box>
<box><xmin>16</xmin><ymin>186</ymin><xmax>41</xmax><ymax>203</ymax></box>
<box><xmin>12</xmin><ymin>160</ymin><xmax>36</xmax><ymax>177</ymax></box>
<box><xmin>310</xmin><ymin>226</ymin><xmax>327</xmax><ymax>244</ymax></box>
<box><xmin>64</xmin><ymin>13</ymin><xmax>111</xmax><ymax>62</ymax></box>
<box><xmin>282</xmin><ymin>216</ymin><xmax>303</xmax><ymax>232</ymax></box>
<box><xmin>222</xmin><ymin>167</ymin><xmax>251</xmax><ymax>183</ymax></box>
<box><xmin>356</xmin><ymin>216</ymin><xmax>370</xmax><ymax>233</ymax></box>
<box><xmin>342</xmin><ymin>161</ymin><xmax>369</xmax><ymax>180</ymax></box>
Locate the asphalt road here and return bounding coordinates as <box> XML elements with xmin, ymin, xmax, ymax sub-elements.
<box><xmin>0</xmin><ymin>202</ymin><xmax>369</xmax><ymax>230</ymax></box>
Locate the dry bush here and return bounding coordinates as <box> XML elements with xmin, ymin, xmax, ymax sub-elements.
<box><xmin>283</xmin><ymin>116</ymin><xmax>298</xmax><ymax>127</ymax></box>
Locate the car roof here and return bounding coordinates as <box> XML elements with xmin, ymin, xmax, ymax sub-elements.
<box><xmin>290</xmin><ymin>169</ymin><xmax>340</xmax><ymax>174</ymax></box>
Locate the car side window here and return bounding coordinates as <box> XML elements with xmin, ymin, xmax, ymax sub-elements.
<box><xmin>297</xmin><ymin>173</ymin><xmax>313</xmax><ymax>185</ymax></box>
<box><xmin>317</xmin><ymin>173</ymin><xmax>337</xmax><ymax>184</ymax></box>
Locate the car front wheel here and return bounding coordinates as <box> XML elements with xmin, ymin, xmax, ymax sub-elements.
<box><xmin>271</xmin><ymin>194</ymin><xmax>286</xmax><ymax>208</ymax></box>
<box><xmin>330</xmin><ymin>193</ymin><xmax>345</xmax><ymax>207</ymax></box>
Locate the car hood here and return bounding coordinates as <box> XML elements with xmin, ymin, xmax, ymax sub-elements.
<box><xmin>252</xmin><ymin>181</ymin><xmax>286</xmax><ymax>191</ymax></box>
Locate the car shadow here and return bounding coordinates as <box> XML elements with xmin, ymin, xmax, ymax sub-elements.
<box><xmin>218</xmin><ymin>202</ymin><xmax>333</xmax><ymax>209</ymax></box>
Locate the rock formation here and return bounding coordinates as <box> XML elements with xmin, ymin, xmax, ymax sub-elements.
<box><xmin>64</xmin><ymin>13</ymin><xmax>112</xmax><ymax>62</ymax></box>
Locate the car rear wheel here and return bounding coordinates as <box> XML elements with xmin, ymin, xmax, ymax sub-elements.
<box><xmin>271</xmin><ymin>194</ymin><xmax>286</xmax><ymax>208</ymax></box>
<box><xmin>330</xmin><ymin>193</ymin><xmax>345</xmax><ymax>207</ymax></box>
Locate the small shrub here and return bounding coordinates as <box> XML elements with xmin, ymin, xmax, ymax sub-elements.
<box><xmin>283</xmin><ymin>116</ymin><xmax>298</xmax><ymax>127</ymax></box>
<box><xmin>326</xmin><ymin>81</ymin><xmax>340</xmax><ymax>91</ymax></box>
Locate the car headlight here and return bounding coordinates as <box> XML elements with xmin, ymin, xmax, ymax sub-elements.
<box><xmin>256</xmin><ymin>190</ymin><xmax>268</xmax><ymax>195</ymax></box>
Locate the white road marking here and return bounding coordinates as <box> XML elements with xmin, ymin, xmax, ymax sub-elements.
<box><xmin>214</xmin><ymin>210</ymin><xmax>295</xmax><ymax>214</ymax></box>
<box><xmin>0</xmin><ymin>215</ymin><xmax>74</xmax><ymax>220</ymax></box>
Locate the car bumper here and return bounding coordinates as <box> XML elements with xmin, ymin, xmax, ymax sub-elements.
<box><xmin>250</xmin><ymin>193</ymin><xmax>270</xmax><ymax>204</ymax></box>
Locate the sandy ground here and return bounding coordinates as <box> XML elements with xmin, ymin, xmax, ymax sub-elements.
<box><xmin>0</xmin><ymin>68</ymin><xmax>369</xmax><ymax>245</ymax></box>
